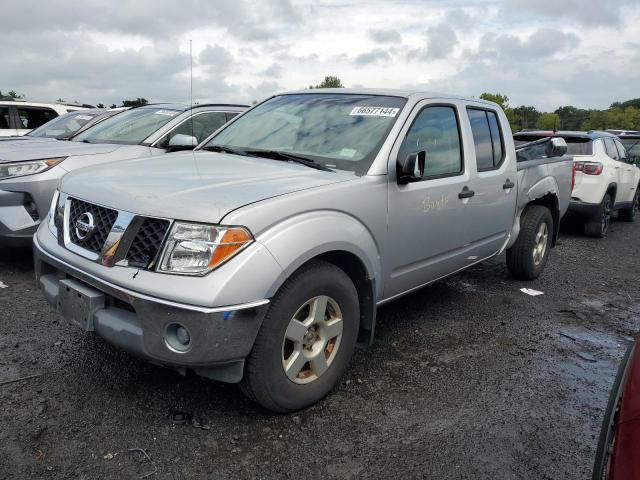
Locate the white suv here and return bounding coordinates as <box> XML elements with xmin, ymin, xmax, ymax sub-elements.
<box><xmin>0</xmin><ymin>100</ymin><xmax>91</xmax><ymax>137</ymax></box>
<box><xmin>514</xmin><ymin>131</ymin><xmax>640</xmax><ymax>237</ymax></box>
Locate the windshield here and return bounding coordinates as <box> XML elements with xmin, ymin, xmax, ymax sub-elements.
<box><xmin>28</xmin><ymin>111</ymin><xmax>100</xmax><ymax>139</ymax></box>
<box><xmin>203</xmin><ymin>93</ymin><xmax>407</xmax><ymax>174</ymax></box>
<box><xmin>73</xmin><ymin>107</ymin><xmax>181</xmax><ymax>144</ymax></box>
<box><xmin>514</xmin><ymin>134</ymin><xmax>593</xmax><ymax>155</ymax></box>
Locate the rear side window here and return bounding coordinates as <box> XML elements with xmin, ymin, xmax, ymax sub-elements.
<box><xmin>0</xmin><ymin>107</ymin><xmax>10</xmax><ymax>129</ymax></box>
<box><xmin>613</xmin><ymin>138</ymin><xmax>629</xmax><ymax>162</ymax></box>
<box><xmin>18</xmin><ymin>107</ymin><xmax>57</xmax><ymax>130</ymax></box>
<box><xmin>603</xmin><ymin>138</ymin><xmax>620</xmax><ymax>160</ymax></box>
<box><xmin>513</xmin><ymin>135</ymin><xmax>593</xmax><ymax>155</ymax></box>
<box><xmin>397</xmin><ymin>105</ymin><xmax>463</xmax><ymax>178</ymax></box>
<box><xmin>225</xmin><ymin>112</ymin><xmax>239</xmax><ymax>122</ymax></box>
<box><xmin>467</xmin><ymin>108</ymin><xmax>504</xmax><ymax>171</ymax></box>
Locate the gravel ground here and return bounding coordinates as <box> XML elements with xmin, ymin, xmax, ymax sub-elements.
<box><xmin>1</xmin><ymin>217</ymin><xmax>638</xmax><ymax>480</ymax></box>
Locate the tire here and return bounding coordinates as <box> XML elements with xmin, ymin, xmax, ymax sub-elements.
<box><xmin>241</xmin><ymin>259</ymin><xmax>359</xmax><ymax>412</ymax></box>
<box><xmin>506</xmin><ymin>205</ymin><xmax>553</xmax><ymax>280</ymax></box>
<box><xmin>618</xmin><ymin>187</ymin><xmax>639</xmax><ymax>222</ymax></box>
<box><xmin>584</xmin><ymin>193</ymin><xmax>612</xmax><ymax>238</ymax></box>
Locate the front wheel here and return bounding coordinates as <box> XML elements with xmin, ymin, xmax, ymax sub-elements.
<box><xmin>618</xmin><ymin>188</ymin><xmax>639</xmax><ymax>222</ymax></box>
<box><xmin>506</xmin><ymin>205</ymin><xmax>553</xmax><ymax>280</ymax></box>
<box><xmin>241</xmin><ymin>260</ymin><xmax>359</xmax><ymax>412</ymax></box>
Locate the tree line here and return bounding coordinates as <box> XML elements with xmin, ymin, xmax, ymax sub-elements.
<box><xmin>479</xmin><ymin>93</ymin><xmax>640</xmax><ymax>132</ymax></box>
<box><xmin>4</xmin><ymin>80</ymin><xmax>639</xmax><ymax>133</ymax></box>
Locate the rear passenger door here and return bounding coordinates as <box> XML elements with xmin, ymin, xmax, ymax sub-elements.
<box><xmin>613</xmin><ymin>138</ymin><xmax>636</xmax><ymax>203</ymax></box>
<box><xmin>603</xmin><ymin>137</ymin><xmax>629</xmax><ymax>203</ymax></box>
<box><xmin>464</xmin><ymin>107</ymin><xmax>516</xmax><ymax>259</ymax></box>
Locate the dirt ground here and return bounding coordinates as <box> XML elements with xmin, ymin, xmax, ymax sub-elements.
<box><xmin>1</xmin><ymin>217</ymin><xmax>638</xmax><ymax>480</ymax></box>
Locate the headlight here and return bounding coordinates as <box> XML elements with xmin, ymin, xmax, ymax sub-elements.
<box><xmin>48</xmin><ymin>190</ymin><xmax>60</xmax><ymax>237</ymax></box>
<box><xmin>0</xmin><ymin>157</ymin><xmax>66</xmax><ymax>180</ymax></box>
<box><xmin>158</xmin><ymin>222</ymin><xmax>253</xmax><ymax>275</ymax></box>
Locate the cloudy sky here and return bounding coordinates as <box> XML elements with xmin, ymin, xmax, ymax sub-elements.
<box><xmin>2</xmin><ymin>0</ymin><xmax>639</xmax><ymax>111</ymax></box>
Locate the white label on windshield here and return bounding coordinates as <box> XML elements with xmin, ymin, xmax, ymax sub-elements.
<box><xmin>75</xmin><ymin>115</ymin><xmax>93</xmax><ymax>120</ymax></box>
<box><xmin>349</xmin><ymin>106</ymin><xmax>399</xmax><ymax>117</ymax></box>
<box><xmin>154</xmin><ymin>110</ymin><xmax>179</xmax><ymax>116</ymax></box>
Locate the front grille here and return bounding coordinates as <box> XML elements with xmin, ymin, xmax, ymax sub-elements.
<box><xmin>68</xmin><ymin>198</ymin><xmax>118</xmax><ymax>254</ymax></box>
<box><xmin>126</xmin><ymin>217</ymin><xmax>170</xmax><ymax>268</ymax></box>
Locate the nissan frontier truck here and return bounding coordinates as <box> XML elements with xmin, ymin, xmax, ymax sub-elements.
<box><xmin>34</xmin><ymin>89</ymin><xmax>574</xmax><ymax>412</ymax></box>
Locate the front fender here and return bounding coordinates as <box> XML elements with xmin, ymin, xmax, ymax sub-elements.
<box><xmin>256</xmin><ymin>211</ymin><xmax>382</xmax><ymax>299</ymax></box>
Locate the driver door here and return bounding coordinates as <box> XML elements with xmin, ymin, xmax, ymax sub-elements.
<box><xmin>384</xmin><ymin>101</ymin><xmax>476</xmax><ymax>299</ymax></box>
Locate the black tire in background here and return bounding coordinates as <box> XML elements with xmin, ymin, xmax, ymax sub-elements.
<box><xmin>592</xmin><ymin>341</ymin><xmax>636</xmax><ymax>480</ymax></box>
<box><xmin>618</xmin><ymin>188</ymin><xmax>639</xmax><ymax>222</ymax></box>
<box><xmin>506</xmin><ymin>205</ymin><xmax>553</xmax><ymax>280</ymax></box>
<box><xmin>584</xmin><ymin>193</ymin><xmax>612</xmax><ymax>238</ymax></box>
<box><xmin>241</xmin><ymin>259</ymin><xmax>360</xmax><ymax>413</ymax></box>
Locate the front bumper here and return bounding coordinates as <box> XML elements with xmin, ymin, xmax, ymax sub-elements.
<box><xmin>34</xmin><ymin>236</ymin><xmax>270</xmax><ymax>383</ymax></box>
<box><xmin>0</xmin><ymin>189</ymin><xmax>40</xmax><ymax>246</ymax></box>
<box><xmin>567</xmin><ymin>200</ymin><xmax>601</xmax><ymax>219</ymax></box>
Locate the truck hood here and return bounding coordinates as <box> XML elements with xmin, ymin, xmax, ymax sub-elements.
<box><xmin>60</xmin><ymin>151</ymin><xmax>356</xmax><ymax>223</ymax></box>
<box><xmin>0</xmin><ymin>141</ymin><xmax>122</xmax><ymax>163</ymax></box>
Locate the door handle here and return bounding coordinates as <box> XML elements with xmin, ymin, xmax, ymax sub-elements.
<box><xmin>458</xmin><ymin>186</ymin><xmax>475</xmax><ymax>199</ymax></box>
<box><xmin>503</xmin><ymin>179</ymin><xmax>515</xmax><ymax>189</ymax></box>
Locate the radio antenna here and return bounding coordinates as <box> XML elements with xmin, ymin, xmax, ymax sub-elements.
<box><xmin>190</xmin><ymin>39</ymin><xmax>194</xmax><ymax>145</ymax></box>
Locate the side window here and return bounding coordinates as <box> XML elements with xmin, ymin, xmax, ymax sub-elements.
<box><xmin>613</xmin><ymin>138</ymin><xmax>629</xmax><ymax>162</ymax></box>
<box><xmin>397</xmin><ymin>106</ymin><xmax>462</xmax><ymax>178</ymax></box>
<box><xmin>17</xmin><ymin>108</ymin><xmax>57</xmax><ymax>130</ymax></box>
<box><xmin>603</xmin><ymin>138</ymin><xmax>620</xmax><ymax>160</ymax></box>
<box><xmin>468</xmin><ymin>108</ymin><xmax>504</xmax><ymax>171</ymax></box>
<box><xmin>225</xmin><ymin>112</ymin><xmax>239</xmax><ymax>122</ymax></box>
<box><xmin>157</xmin><ymin>112</ymin><xmax>228</xmax><ymax>148</ymax></box>
<box><xmin>0</xmin><ymin>107</ymin><xmax>10</xmax><ymax>129</ymax></box>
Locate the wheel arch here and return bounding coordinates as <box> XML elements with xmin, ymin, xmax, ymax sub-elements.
<box><xmin>527</xmin><ymin>194</ymin><xmax>560</xmax><ymax>246</ymax></box>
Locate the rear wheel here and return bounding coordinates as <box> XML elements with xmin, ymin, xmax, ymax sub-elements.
<box><xmin>506</xmin><ymin>205</ymin><xmax>553</xmax><ymax>280</ymax></box>
<box><xmin>241</xmin><ymin>260</ymin><xmax>359</xmax><ymax>412</ymax></box>
<box><xmin>584</xmin><ymin>193</ymin><xmax>612</xmax><ymax>237</ymax></box>
<box><xmin>618</xmin><ymin>188</ymin><xmax>639</xmax><ymax>222</ymax></box>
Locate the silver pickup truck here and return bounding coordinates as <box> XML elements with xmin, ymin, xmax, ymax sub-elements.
<box><xmin>34</xmin><ymin>89</ymin><xmax>573</xmax><ymax>412</ymax></box>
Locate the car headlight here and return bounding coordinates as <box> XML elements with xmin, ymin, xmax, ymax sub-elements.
<box><xmin>48</xmin><ymin>189</ymin><xmax>61</xmax><ymax>237</ymax></box>
<box><xmin>0</xmin><ymin>157</ymin><xmax>66</xmax><ymax>180</ymax></box>
<box><xmin>158</xmin><ymin>222</ymin><xmax>253</xmax><ymax>275</ymax></box>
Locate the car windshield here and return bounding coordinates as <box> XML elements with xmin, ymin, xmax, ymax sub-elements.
<box><xmin>73</xmin><ymin>107</ymin><xmax>182</xmax><ymax>144</ymax></box>
<box><xmin>514</xmin><ymin>134</ymin><xmax>593</xmax><ymax>155</ymax></box>
<box><xmin>27</xmin><ymin>111</ymin><xmax>100</xmax><ymax>139</ymax></box>
<box><xmin>203</xmin><ymin>93</ymin><xmax>407</xmax><ymax>174</ymax></box>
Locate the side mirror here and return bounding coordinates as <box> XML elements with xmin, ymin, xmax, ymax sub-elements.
<box><xmin>632</xmin><ymin>155</ymin><xmax>640</xmax><ymax>166</ymax></box>
<box><xmin>167</xmin><ymin>134</ymin><xmax>198</xmax><ymax>151</ymax></box>
<box><xmin>397</xmin><ymin>151</ymin><xmax>425</xmax><ymax>184</ymax></box>
<box><xmin>546</xmin><ymin>137</ymin><xmax>568</xmax><ymax>158</ymax></box>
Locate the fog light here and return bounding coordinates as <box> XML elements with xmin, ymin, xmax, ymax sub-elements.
<box><xmin>164</xmin><ymin>323</ymin><xmax>192</xmax><ymax>353</ymax></box>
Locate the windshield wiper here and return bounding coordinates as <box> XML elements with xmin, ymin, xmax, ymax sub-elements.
<box><xmin>245</xmin><ymin>149</ymin><xmax>334</xmax><ymax>172</ymax></box>
<box><xmin>201</xmin><ymin>144</ymin><xmax>252</xmax><ymax>157</ymax></box>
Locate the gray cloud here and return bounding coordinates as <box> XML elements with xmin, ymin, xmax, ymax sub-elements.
<box><xmin>354</xmin><ymin>48</ymin><xmax>392</xmax><ymax>66</ymax></box>
<box><xmin>477</xmin><ymin>28</ymin><xmax>580</xmax><ymax>60</ymax></box>
<box><xmin>416</xmin><ymin>23</ymin><xmax>458</xmax><ymax>60</ymax></box>
<box><xmin>445</xmin><ymin>9</ymin><xmax>472</xmax><ymax>27</ymax></box>
<box><xmin>368</xmin><ymin>28</ymin><xmax>402</xmax><ymax>44</ymax></box>
<box><xmin>503</xmin><ymin>0</ymin><xmax>636</xmax><ymax>27</ymax></box>
<box><xmin>199</xmin><ymin>45</ymin><xmax>234</xmax><ymax>73</ymax></box>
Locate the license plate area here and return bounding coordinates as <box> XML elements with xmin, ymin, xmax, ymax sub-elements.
<box><xmin>58</xmin><ymin>278</ymin><xmax>105</xmax><ymax>331</ymax></box>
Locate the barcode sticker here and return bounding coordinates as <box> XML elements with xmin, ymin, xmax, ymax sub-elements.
<box><xmin>349</xmin><ymin>106</ymin><xmax>400</xmax><ymax>117</ymax></box>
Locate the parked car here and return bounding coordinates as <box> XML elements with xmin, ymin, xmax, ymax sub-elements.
<box><xmin>34</xmin><ymin>89</ymin><xmax>574</xmax><ymax>412</ymax></box>
<box><xmin>0</xmin><ymin>108</ymin><xmax>126</xmax><ymax>146</ymax></box>
<box><xmin>0</xmin><ymin>103</ymin><xmax>246</xmax><ymax>245</ymax></box>
<box><xmin>0</xmin><ymin>100</ymin><xmax>92</xmax><ymax>137</ymax></box>
<box><xmin>592</xmin><ymin>338</ymin><xmax>640</xmax><ymax>480</ymax></box>
<box><xmin>514</xmin><ymin>131</ymin><xmax>640</xmax><ymax>237</ymax></box>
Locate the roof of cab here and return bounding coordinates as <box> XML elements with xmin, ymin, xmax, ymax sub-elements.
<box><xmin>137</xmin><ymin>102</ymin><xmax>248</xmax><ymax>111</ymax></box>
<box><xmin>514</xmin><ymin>130</ymin><xmax>617</xmax><ymax>140</ymax></box>
<box><xmin>277</xmin><ymin>88</ymin><xmax>499</xmax><ymax>106</ymax></box>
